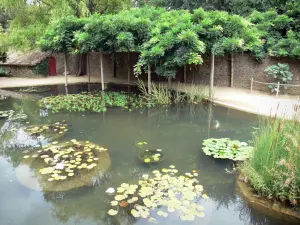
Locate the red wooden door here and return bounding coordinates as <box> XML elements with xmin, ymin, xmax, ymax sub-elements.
<box><xmin>49</xmin><ymin>57</ymin><xmax>57</xmax><ymax>76</ymax></box>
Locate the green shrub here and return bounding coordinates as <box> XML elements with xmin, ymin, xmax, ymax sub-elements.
<box><xmin>35</xmin><ymin>58</ymin><xmax>49</xmax><ymax>76</ymax></box>
<box><xmin>241</xmin><ymin>117</ymin><xmax>300</xmax><ymax>208</ymax></box>
<box><xmin>264</xmin><ymin>63</ymin><xmax>293</xmax><ymax>93</ymax></box>
<box><xmin>0</xmin><ymin>66</ymin><xmax>10</xmax><ymax>77</ymax></box>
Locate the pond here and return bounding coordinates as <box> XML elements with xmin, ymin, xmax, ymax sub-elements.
<box><xmin>0</xmin><ymin>84</ymin><xmax>297</xmax><ymax>225</ymax></box>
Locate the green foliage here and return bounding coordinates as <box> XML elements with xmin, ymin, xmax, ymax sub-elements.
<box><xmin>192</xmin><ymin>8</ymin><xmax>264</xmax><ymax>59</ymax></box>
<box><xmin>35</xmin><ymin>58</ymin><xmax>50</xmax><ymax>76</ymax></box>
<box><xmin>135</xmin><ymin>9</ymin><xmax>205</xmax><ymax>77</ymax></box>
<box><xmin>0</xmin><ymin>0</ymin><xmax>133</xmax><ymax>51</ymax></box>
<box><xmin>248</xmin><ymin>9</ymin><xmax>300</xmax><ymax>59</ymax></box>
<box><xmin>265</xmin><ymin>63</ymin><xmax>293</xmax><ymax>92</ymax></box>
<box><xmin>39</xmin><ymin>17</ymin><xmax>86</xmax><ymax>53</ymax></box>
<box><xmin>202</xmin><ymin>138</ymin><xmax>253</xmax><ymax>161</ymax></box>
<box><xmin>74</xmin><ymin>7</ymin><xmax>164</xmax><ymax>54</ymax></box>
<box><xmin>241</xmin><ymin>117</ymin><xmax>300</xmax><ymax>208</ymax></box>
<box><xmin>38</xmin><ymin>92</ymin><xmax>147</xmax><ymax>113</ymax></box>
<box><xmin>0</xmin><ymin>66</ymin><xmax>10</xmax><ymax>76</ymax></box>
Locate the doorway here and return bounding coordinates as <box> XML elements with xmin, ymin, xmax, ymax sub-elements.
<box><xmin>49</xmin><ymin>56</ymin><xmax>57</xmax><ymax>76</ymax></box>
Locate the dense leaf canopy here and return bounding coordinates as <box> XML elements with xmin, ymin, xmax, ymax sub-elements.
<box><xmin>1</xmin><ymin>0</ymin><xmax>299</xmax><ymax>77</ymax></box>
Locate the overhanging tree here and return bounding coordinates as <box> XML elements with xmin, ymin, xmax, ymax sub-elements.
<box><xmin>135</xmin><ymin>9</ymin><xmax>205</xmax><ymax>92</ymax></box>
<box><xmin>192</xmin><ymin>8</ymin><xmax>263</xmax><ymax>99</ymax></box>
<box><xmin>39</xmin><ymin>17</ymin><xmax>86</xmax><ymax>86</ymax></box>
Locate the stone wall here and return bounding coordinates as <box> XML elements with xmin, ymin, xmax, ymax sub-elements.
<box><xmin>53</xmin><ymin>53</ymin><xmax>79</xmax><ymax>75</ymax></box>
<box><xmin>1</xmin><ymin>65</ymin><xmax>40</xmax><ymax>78</ymax></box>
<box><xmin>232</xmin><ymin>54</ymin><xmax>300</xmax><ymax>95</ymax></box>
<box><xmin>184</xmin><ymin>54</ymin><xmax>231</xmax><ymax>86</ymax></box>
<box><xmin>4</xmin><ymin>52</ymin><xmax>300</xmax><ymax>95</ymax></box>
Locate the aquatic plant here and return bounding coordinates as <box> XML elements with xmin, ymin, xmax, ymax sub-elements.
<box><xmin>107</xmin><ymin>165</ymin><xmax>208</xmax><ymax>222</ymax></box>
<box><xmin>137</xmin><ymin>80</ymin><xmax>209</xmax><ymax>105</ymax></box>
<box><xmin>17</xmin><ymin>86</ymin><xmax>51</xmax><ymax>93</ymax></box>
<box><xmin>138</xmin><ymin>149</ymin><xmax>164</xmax><ymax>164</ymax></box>
<box><xmin>0</xmin><ymin>110</ymin><xmax>14</xmax><ymax>119</ymax></box>
<box><xmin>7</xmin><ymin>110</ymin><xmax>28</xmax><ymax>121</ymax></box>
<box><xmin>137</xmin><ymin>80</ymin><xmax>171</xmax><ymax>105</ymax></box>
<box><xmin>22</xmin><ymin>140</ymin><xmax>108</xmax><ymax>182</ymax></box>
<box><xmin>0</xmin><ymin>110</ymin><xmax>27</xmax><ymax>121</ymax></box>
<box><xmin>38</xmin><ymin>92</ymin><xmax>146</xmax><ymax>113</ymax></box>
<box><xmin>241</xmin><ymin>117</ymin><xmax>300</xmax><ymax>209</ymax></box>
<box><xmin>24</xmin><ymin>121</ymin><xmax>68</xmax><ymax>140</ymax></box>
<box><xmin>136</xmin><ymin>142</ymin><xmax>164</xmax><ymax>163</ymax></box>
<box><xmin>202</xmin><ymin>138</ymin><xmax>253</xmax><ymax>161</ymax></box>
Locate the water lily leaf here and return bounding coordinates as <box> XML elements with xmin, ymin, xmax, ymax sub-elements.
<box><xmin>108</xmin><ymin>209</ymin><xmax>118</xmax><ymax>216</ymax></box>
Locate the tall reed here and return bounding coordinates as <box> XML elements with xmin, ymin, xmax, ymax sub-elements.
<box><xmin>137</xmin><ymin>80</ymin><xmax>208</xmax><ymax>105</ymax></box>
<box><xmin>241</xmin><ymin>116</ymin><xmax>300</xmax><ymax>208</ymax></box>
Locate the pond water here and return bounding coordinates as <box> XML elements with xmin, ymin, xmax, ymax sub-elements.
<box><xmin>0</xmin><ymin>84</ymin><xmax>297</xmax><ymax>225</ymax></box>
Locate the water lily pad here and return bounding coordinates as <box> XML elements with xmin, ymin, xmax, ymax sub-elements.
<box><xmin>107</xmin><ymin>166</ymin><xmax>207</xmax><ymax>221</ymax></box>
<box><xmin>24</xmin><ymin>121</ymin><xmax>68</xmax><ymax>141</ymax></box>
<box><xmin>108</xmin><ymin>209</ymin><xmax>118</xmax><ymax>216</ymax></box>
<box><xmin>15</xmin><ymin>141</ymin><xmax>111</xmax><ymax>192</ymax></box>
<box><xmin>202</xmin><ymin>138</ymin><xmax>253</xmax><ymax>161</ymax></box>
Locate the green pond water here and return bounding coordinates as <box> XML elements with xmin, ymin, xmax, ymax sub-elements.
<box><xmin>0</xmin><ymin>84</ymin><xmax>298</xmax><ymax>225</ymax></box>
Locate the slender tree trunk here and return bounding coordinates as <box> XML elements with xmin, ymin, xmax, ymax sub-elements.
<box><xmin>77</xmin><ymin>54</ymin><xmax>82</xmax><ymax>76</ymax></box>
<box><xmin>87</xmin><ymin>53</ymin><xmax>90</xmax><ymax>83</ymax></box>
<box><xmin>113</xmin><ymin>54</ymin><xmax>117</xmax><ymax>78</ymax></box>
<box><xmin>168</xmin><ymin>77</ymin><xmax>171</xmax><ymax>87</ymax></box>
<box><xmin>230</xmin><ymin>53</ymin><xmax>234</xmax><ymax>87</ymax></box>
<box><xmin>209</xmin><ymin>53</ymin><xmax>215</xmax><ymax>100</ymax></box>
<box><xmin>100</xmin><ymin>51</ymin><xmax>104</xmax><ymax>91</ymax></box>
<box><xmin>148</xmin><ymin>64</ymin><xmax>151</xmax><ymax>94</ymax></box>
<box><xmin>127</xmin><ymin>52</ymin><xmax>130</xmax><ymax>84</ymax></box>
<box><xmin>184</xmin><ymin>64</ymin><xmax>187</xmax><ymax>83</ymax></box>
<box><xmin>64</xmin><ymin>52</ymin><xmax>68</xmax><ymax>87</ymax></box>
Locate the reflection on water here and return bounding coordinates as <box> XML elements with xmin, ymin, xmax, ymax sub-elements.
<box><xmin>0</xmin><ymin>85</ymin><xmax>298</xmax><ymax>225</ymax></box>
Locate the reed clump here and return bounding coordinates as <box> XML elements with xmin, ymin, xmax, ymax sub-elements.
<box><xmin>241</xmin><ymin>116</ymin><xmax>300</xmax><ymax>209</ymax></box>
<box><xmin>137</xmin><ymin>80</ymin><xmax>208</xmax><ymax>105</ymax></box>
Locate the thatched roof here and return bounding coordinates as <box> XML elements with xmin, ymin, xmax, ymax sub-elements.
<box><xmin>0</xmin><ymin>50</ymin><xmax>50</xmax><ymax>66</ymax></box>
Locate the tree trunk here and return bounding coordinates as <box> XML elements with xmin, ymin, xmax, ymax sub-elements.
<box><xmin>184</xmin><ymin>64</ymin><xmax>187</xmax><ymax>83</ymax></box>
<box><xmin>127</xmin><ymin>52</ymin><xmax>130</xmax><ymax>84</ymax></box>
<box><xmin>87</xmin><ymin>53</ymin><xmax>90</xmax><ymax>83</ymax></box>
<box><xmin>230</xmin><ymin>53</ymin><xmax>234</xmax><ymax>87</ymax></box>
<box><xmin>209</xmin><ymin>53</ymin><xmax>215</xmax><ymax>100</ymax></box>
<box><xmin>168</xmin><ymin>77</ymin><xmax>171</xmax><ymax>87</ymax></box>
<box><xmin>76</xmin><ymin>54</ymin><xmax>82</xmax><ymax>76</ymax></box>
<box><xmin>64</xmin><ymin>52</ymin><xmax>68</xmax><ymax>87</ymax></box>
<box><xmin>113</xmin><ymin>54</ymin><xmax>117</xmax><ymax>78</ymax></box>
<box><xmin>148</xmin><ymin>64</ymin><xmax>151</xmax><ymax>94</ymax></box>
<box><xmin>100</xmin><ymin>51</ymin><xmax>104</xmax><ymax>91</ymax></box>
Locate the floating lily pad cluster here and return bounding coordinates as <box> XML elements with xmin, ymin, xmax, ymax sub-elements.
<box><xmin>22</xmin><ymin>140</ymin><xmax>108</xmax><ymax>182</ymax></box>
<box><xmin>0</xmin><ymin>110</ymin><xmax>14</xmax><ymax>119</ymax></box>
<box><xmin>38</xmin><ymin>92</ymin><xmax>146</xmax><ymax>113</ymax></box>
<box><xmin>139</xmin><ymin>149</ymin><xmax>164</xmax><ymax>163</ymax></box>
<box><xmin>202</xmin><ymin>138</ymin><xmax>253</xmax><ymax>161</ymax></box>
<box><xmin>18</xmin><ymin>86</ymin><xmax>51</xmax><ymax>93</ymax></box>
<box><xmin>107</xmin><ymin>165</ymin><xmax>208</xmax><ymax>222</ymax></box>
<box><xmin>25</xmin><ymin>121</ymin><xmax>68</xmax><ymax>139</ymax></box>
<box><xmin>0</xmin><ymin>110</ymin><xmax>27</xmax><ymax>121</ymax></box>
<box><xmin>137</xmin><ymin>142</ymin><xmax>164</xmax><ymax>163</ymax></box>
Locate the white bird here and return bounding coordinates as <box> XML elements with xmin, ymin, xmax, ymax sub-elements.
<box><xmin>105</xmin><ymin>187</ymin><xmax>115</xmax><ymax>194</ymax></box>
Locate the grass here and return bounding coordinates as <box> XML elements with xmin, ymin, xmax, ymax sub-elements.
<box><xmin>137</xmin><ymin>80</ymin><xmax>208</xmax><ymax>105</ymax></box>
<box><xmin>241</xmin><ymin>115</ymin><xmax>300</xmax><ymax>209</ymax></box>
